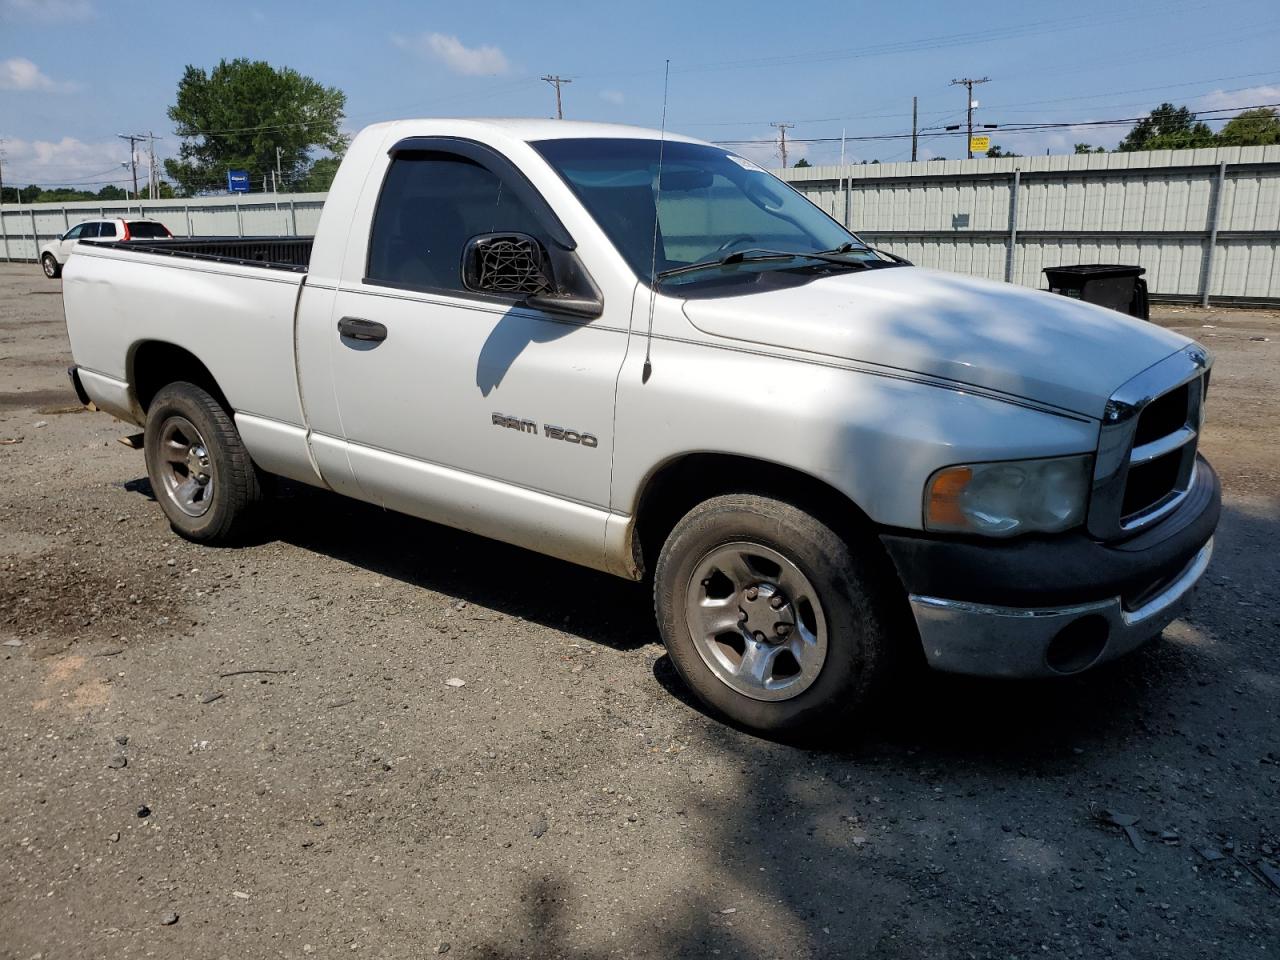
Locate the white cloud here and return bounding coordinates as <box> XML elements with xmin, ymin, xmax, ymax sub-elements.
<box><xmin>600</xmin><ymin>89</ymin><xmax>625</xmax><ymax>105</ymax></box>
<box><xmin>0</xmin><ymin>56</ymin><xmax>75</xmax><ymax>92</ymax></box>
<box><xmin>392</xmin><ymin>32</ymin><xmax>510</xmax><ymax>76</ymax></box>
<box><xmin>0</xmin><ymin>0</ymin><xmax>94</xmax><ymax>20</ymax></box>
<box><xmin>1</xmin><ymin>136</ymin><xmax>131</xmax><ymax>186</ymax></box>
<box><xmin>1193</xmin><ymin>84</ymin><xmax>1280</xmax><ymax>113</ymax></box>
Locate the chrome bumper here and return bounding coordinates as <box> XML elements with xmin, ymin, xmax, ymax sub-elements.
<box><xmin>909</xmin><ymin>538</ymin><xmax>1213</xmax><ymax>678</ymax></box>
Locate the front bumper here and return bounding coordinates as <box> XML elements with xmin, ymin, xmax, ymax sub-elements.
<box><xmin>881</xmin><ymin>456</ymin><xmax>1219</xmax><ymax>677</ymax></box>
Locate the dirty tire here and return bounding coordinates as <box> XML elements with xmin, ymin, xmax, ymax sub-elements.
<box><xmin>654</xmin><ymin>494</ymin><xmax>897</xmax><ymax>735</ymax></box>
<box><xmin>144</xmin><ymin>381</ymin><xmax>264</xmax><ymax>544</ymax></box>
<box><xmin>42</xmin><ymin>254</ymin><xmax>61</xmax><ymax>279</ymax></box>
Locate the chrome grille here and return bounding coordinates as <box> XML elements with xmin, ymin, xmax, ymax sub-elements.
<box><xmin>1087</xmin><ymin>345</ymin><xmax>1210</xmax><ymax>540</ymax></box>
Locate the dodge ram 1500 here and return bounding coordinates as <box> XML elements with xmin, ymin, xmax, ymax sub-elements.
<box><xmin>63</xmin><ymin>119</ymin><xmax>1218</xmax><ymax>733</ymax></box>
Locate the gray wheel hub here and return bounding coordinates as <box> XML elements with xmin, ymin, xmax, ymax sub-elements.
<box><xmin>684</xmin><ymin>541</ymin><xmax>828</xmax><ymax>702</ymax></box>
<box><xmin>156</xmin><ymin>415</ymin><xmax>215</xmax><ymax>518</ymax></box>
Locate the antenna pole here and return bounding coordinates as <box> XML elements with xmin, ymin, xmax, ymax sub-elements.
<box><xmin>839</xmin><ymin>129</ymin><xmax>849</xmax><ymax>227</ymax></box>
<box><xmin>950</xmin><ymin>77</ymin><xmax>990</xmax><ymax>159</ymax></box>
<box><xmin>642</xmin><ymin>59</ymin><xmax>671</xmax><ymax>384</ymax></box>
<box><xmin>771</xmin><ymin>121</ymin><xmax>794</xmax><ymax>168</ymax></box>
<box><xmin>911</xmin><ymin>96</ymin><xmax>919</xmax><ymax>162</ymax></box>
<box><xmin>540</xmin><ymin>75</ymin><xmax>572</xmax><ymax>119</ymax></box>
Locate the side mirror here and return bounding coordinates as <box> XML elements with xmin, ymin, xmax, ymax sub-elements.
<box><xmin>462</xmin><ymin>232</ymin><xmax>555</xmax><ymax>296</ymax></box>
<box><xmin>461</xmin><ymin>232</ymin><xmax>603</xmax><ymax>319</ymax></box>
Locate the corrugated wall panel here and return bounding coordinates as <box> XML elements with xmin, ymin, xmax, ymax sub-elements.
<box><xmin>5</xmin><ymin>151</ymin><xmax>1279</xmax><ymax>301</ymax></box>
<box><xmin>783</xmin><ymin>147</ymin><xmax>1280</xmax><ymax>300</ymax></box>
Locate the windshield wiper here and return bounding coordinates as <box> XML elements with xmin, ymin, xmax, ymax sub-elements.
<box><xmin>656</xmin><ymin>246</ymin><xmax>872</xmax><ymax>281</ymax></box>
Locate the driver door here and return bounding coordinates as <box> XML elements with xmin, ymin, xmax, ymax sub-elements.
<box><xmin>323</xmin><ymin>145</ymin><xmax>630</xmax><ymax>561</ymax></box>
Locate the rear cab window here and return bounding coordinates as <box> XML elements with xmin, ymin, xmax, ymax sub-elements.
<box><xmin>126</xmin><ymin>221</ymin><xmax>171</xmax><ymax>239</ymax></box>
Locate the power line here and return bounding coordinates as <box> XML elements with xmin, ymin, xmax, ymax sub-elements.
<box><xmin>711</xmin><ymin>101</ymin><xmax>1280</xmax><ymax>147</ymax></box>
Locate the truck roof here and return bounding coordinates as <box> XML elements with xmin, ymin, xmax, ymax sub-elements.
<box><xmin>365</xmin><ymin>117</ymin><xmax>708</xmax><ymax>147</ymax></box>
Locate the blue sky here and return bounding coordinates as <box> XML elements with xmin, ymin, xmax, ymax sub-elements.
<box><xmin>2</xmin><ymin>0</ymin><xmax>1279</xmax><ymax>188</ymax></box>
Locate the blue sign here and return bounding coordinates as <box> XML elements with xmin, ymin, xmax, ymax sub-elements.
<box><xmin>227</xmin><ymin>169</ymin><xmax>250</xmax><ymax>193</ymax></box>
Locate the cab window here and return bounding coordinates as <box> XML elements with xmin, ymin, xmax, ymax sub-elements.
<box><xmin>366</xmin><ymin>151</ymin><xmax>547</xmax><ymax>294</ymax></box>
<box><xmin>99</xmin><ymin>222</ymin><xmax>118</xmax><ymax>238</ymax></box>
<box><xmin>64</xmin><ymin>224</ymin><xmax>86</xmax><ymax>240</ymax></box>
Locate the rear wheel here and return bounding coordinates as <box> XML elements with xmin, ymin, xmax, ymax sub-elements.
<box><xmin>654</xmin><ymin>493</ymin><xmax>899</xmax><ymax>734</ymax></box>
<box><xmin>143</xmin><ymin>382</ymin><xmax>264</xmax><ymax>543</ymax></box>
<box><xmin>42</xmin><ymin>254</ymin><xmax>61</xmax><ymax>279</ymax></box>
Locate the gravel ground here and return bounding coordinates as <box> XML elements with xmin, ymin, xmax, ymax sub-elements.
<box><xmin>1</xmin><ymin>262</ymin><xmax>1277</xmax><ymax>960</ymax></box>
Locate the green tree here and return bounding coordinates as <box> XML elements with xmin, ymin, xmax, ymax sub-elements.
<box><xmin>296</xmin><ymin>155</ymin><xmax>342</xmax><ymax>192</ymax></box>
<box><xmin>164</xmin><ymin>59</ymin><xmax>347</xmax><ymax>195</ymax></box>
<box><xmin>1074</xmin><ymin>143</ymin><xmax>1106</xmax><ymax>154</ymax></box>
<box><xmin>1216</xmin><ymin>107</ymin><xmax>1280</xmax><ymax>147</ymax></box>
<box><xmin>1118</xmin><ymin>102</ymin><xmax>1215</xmax><ymax>152</ymax></box>
<box><xmin>985</xmin><ymin>144</ymin><xmax>1021</xmax><ymax>158</ymax></box>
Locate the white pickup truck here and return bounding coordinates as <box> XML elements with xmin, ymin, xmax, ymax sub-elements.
<box><xmin>63</xmin><ymin>119</ymin><xmax>1219</xmax><ymax>733</ymax></box>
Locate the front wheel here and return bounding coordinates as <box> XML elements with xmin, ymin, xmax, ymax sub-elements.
<box><xmin>42</xmin><ymin>254</ymin><xmax>61</xmax><ymax>279</ymax></box>
<box><xmin>654</xmin><ymin>494</ymin><xmax>899</xmax><ymax>734</ymax></box>
<box><xmin>143</xmin><ymin>381</ymin><xmax>265</xmax><ymax>543</ymax></box>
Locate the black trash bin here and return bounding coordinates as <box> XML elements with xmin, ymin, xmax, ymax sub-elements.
<box><xmin>1043</xmin><ymin>264</ymin><xmax>1149</xmax><ymax>321</ymax></box>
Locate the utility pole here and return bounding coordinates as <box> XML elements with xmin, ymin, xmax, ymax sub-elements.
<box><xmin>540</xmin><ymin>75</ymin><xmax>572</xmax><ymax>119</ymax></box>
<box><xmin>950</xmin><ymin>77</ymin><xmax>990</xmax><ymax>159</ymax></box>
<box><xmin>275</xmin><ymin>146</ymin><xmax>284</xmax><ymax>193</ymax></box>
<box><xmin>117</xmin><ymin>133</ymin><xmax>141</xmax><ymax>199</ymax></box>
<box><xmin>771</xmin><ymin>122</ymin><xmax>794</xmax><ymax>168</ymax></box>
<box><xmin>0</xmin><ymin>138</ymin><xmax>6</xmax><ymax>205</ymax></box>
<box><xmin>911</xmin><ymin>96</ymin><xmax>919</xmax><ymax>162</ymax></box>
<box><xmin>144</xmin><ymin>132</ymin><xmax>159</xmax><ymax>199</ymax></box>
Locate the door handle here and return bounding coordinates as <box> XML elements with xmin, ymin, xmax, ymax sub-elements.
<box><xmin>337</xmin><ymin>316</ymin><xmax>388</xmax><ymax>342</ymax></box>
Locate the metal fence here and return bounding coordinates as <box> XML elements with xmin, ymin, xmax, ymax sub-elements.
<box><xmin>5</xmin><ymin>143</ymin><xmax>1279</xmax><ymax>304</ymax></box>
<box><xmin>777</xmin><ymin>144</ymin><xmax>1280</xmax><ymax>305</ymax></box>
<box><xmin>0</xmin><ymin>193</ymin><xmax>328</xmax><ymax>262</ymax></box>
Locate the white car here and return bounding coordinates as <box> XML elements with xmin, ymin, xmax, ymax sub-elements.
<box><xmin>40</xmin><ymin>217</ymin><xmax>173</xmax><ymax>278</ymax></box>
<box><xmin>60</xmin><ymin>119</ymin><xmax>1218</xmax><ymax>735</ymax></box>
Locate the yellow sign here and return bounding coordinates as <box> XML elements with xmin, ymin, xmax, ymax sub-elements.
<box><xmin>970</xmin><ymin>135</ymin><xmax>991</xmax><ymax>153</ymax></box>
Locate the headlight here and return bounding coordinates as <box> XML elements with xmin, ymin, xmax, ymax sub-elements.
<box><xmin>924</xmin><ymin>455</ymin><xmax>1093</xmax><ymax>537</ymax></box>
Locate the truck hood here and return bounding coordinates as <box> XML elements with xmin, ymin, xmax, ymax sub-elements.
<box><xmin>680</xmin><ymin>267</ymin><xmax>1191</xmax><ymax>418</ymax></box>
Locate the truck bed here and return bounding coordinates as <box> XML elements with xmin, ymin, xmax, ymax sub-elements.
<box><xmin>93</xmin><ymin>236</ymin><xmax>313</xmax><ymax>272</ymax></box>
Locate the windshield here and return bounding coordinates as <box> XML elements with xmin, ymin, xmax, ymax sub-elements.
<box><xmin>532</xmin><ymin>138</ymin><xmax>876</xmax><ymax>286</ymax></box>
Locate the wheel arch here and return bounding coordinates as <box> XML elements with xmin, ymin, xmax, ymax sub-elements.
<box><xmin>129</xmin><ymin>340</ymin><xmax>232</xmax><ymax>417</ymax></box>
<box><xmin>631</xmin><ymin>452</ymin><xmax>878</xmax><ymax>579</ymax></box>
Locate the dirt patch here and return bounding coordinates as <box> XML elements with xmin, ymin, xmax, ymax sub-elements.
<box><xmin>0</xmin><ymin>546</ymin><xmax>190</xmax><ymax>655</ymax></box>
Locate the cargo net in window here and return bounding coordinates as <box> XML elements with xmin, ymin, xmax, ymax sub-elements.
<box><xmin>475</xmin><ymin>235</ymin><xmax>553</xmax><ymax>295</ymax></box>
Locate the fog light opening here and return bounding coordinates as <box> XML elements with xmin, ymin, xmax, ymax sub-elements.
<box><xmin>1045</xmin><ymin>615</ymin><xmax>1110</xmax><ymax>674</ymax></box>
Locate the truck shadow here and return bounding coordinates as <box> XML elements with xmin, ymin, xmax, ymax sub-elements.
<box><xmin>120</xmin><ymin>478</ymin><xmax>1270</xmax><ymax>763</ymax></box>
<box><xmin>264</xmin><ymin>479</ymin><xmax>657</xmax><ymax>653</ymax></box>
